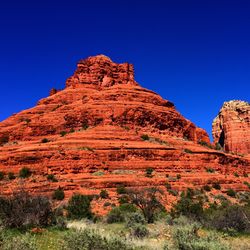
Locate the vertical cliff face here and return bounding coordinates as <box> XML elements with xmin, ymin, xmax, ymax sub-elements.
<box><xmin>212</xmin><ymin>100</ymin><xmax>250</xmax><ymax>155</ymax></box>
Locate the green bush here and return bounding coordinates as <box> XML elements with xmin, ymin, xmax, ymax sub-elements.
<box><xmin>0</xmin><ymin>135</ymin><xmax>9</xmax><ymax>146</ymax></box>
<box><xmin>168</xmin><ymin>189</ymin><xmax>178</xmax><ymax>196</ymax></box>
<box><xmin>165</xmin><ymin>182</ymin><xmax>171</xmax><ymax>190</ymax></box>
<box><xmin>116</xmin><ymin>185</ymin><xmax>127</xmax><ymax>194</ymax></box>
<box><xmin>62</xmin><ymin>229</ymin><xmax>133</xmax><ymax>250</ymax></box>
<box><xmin>41</xmin><ymin>138</ymin><xmax>49</xmax><ymax>143</ymax></box>
<box><xmin>205</xmin><ymin>167</ymin><xmax>215</xmax><ymax>173</ymax></box>
<box><xmin>145</xmin><ymin>167</ymin><xmax>153</xmax><ymax>177</ymax></box>
<box><xmin>243</xmin><ymin>172</ymin><xmax>248</xmax><ymax>178</ymax></box>
<box><xmin>100</xmin><ymin>189</ymin><xmax>109</xmax><ymax>199</ymax></box>
<box><xmin>0</xmin><ymin>172</ymin><xmax>4</xmax><ymax>180</ymax></box>
<box><xmin>53</xmin><ymin>187</ymin><xmax>65</xmax><ymax>200</ymax></box>
<box><xmin>234</xmin><ymin>172</ymin><xmax>239</xmax><ymax>177</ymax></box>
<box><xmin>130</xmin><ymin>224</ymin><xmax>149</xmax><ymax>239</ymax></box>
<box><xmin>205</xmin><ymin>205</ymin><xmax>250</xmax><ymax>233</ymax></box>
<box><xmin>212</xmin><ymin>182</ymin><xmax>221</xmax><ymax>190</ymax></box>
<box><xmin>118</xmin><ymin>195</ymin><xmax>130</xmax><ymax>205</ymax></box>
<box><xmin>176</xmin><ymin>174</ymin><xmax>181</xmax><ymax>179</ymax></box>
<box><xmin>60</xmin><ymin>131</ymin><xmax>67</xmax><ymax>137</ymax></box>
<box><xmin>226</xmin><ymin>188</ymin><xmax>236</xmax><ymax>197</ymax></box>
<box><xmin>107</xmin><ymin>207</ymin><xmax>125</xmax><ymax>224</ymax></box>
<box><xmin>126</xmin><ymin>212</ymin><xmax>146</xmax><ymax>228</ymax></box>
<box><xmin>171</xmin><ymin>188</ymin><xmax>205</xmax><ymax>220</ymax></box>
<box><xmin>7</xmin><ymin>172</ymin><xmax>15</xmax><ymax>180</ymax></box>
<box><xmin>173</xmin><ymin>223</ymin><xmax>229</xmax><ymax>250</ymax></box>
<box><xmin>19</xmin><ymin>167</ymin><xmax>32</xmax><ymax>178</ymax></box>
<box><xmin>67</xmin><ymin>194</ymin><xmax>92</xmax><ymax>220</ymax></box>
<box><xmin>184</xmin><ymin>149</ymin><xmax>193</xmax><ymax>154</ymax></box>
<box><xmin>2</xmin><ymin>234</ymin><xmax>37</xmax><ymax>250</ymax></box>
<box><xmin>141</xmin><ymin>134</ymin><xmax>149</xmax><ymax>141</ymax></box>
<box><xmin>203</xmin><ymin>185</ymin><xmax>211</xmax><ymax>192</ymax></box>
<box><xmin>47</xmin><ymin>174</ymin><xmax>58</xmax><ymax>182</ymax></box>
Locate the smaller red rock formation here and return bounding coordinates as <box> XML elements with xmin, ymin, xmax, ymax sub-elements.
<box><xmin>212</xmin><ymin>100</ymin><xmax>250</xmax><ymax>155</ymax></box>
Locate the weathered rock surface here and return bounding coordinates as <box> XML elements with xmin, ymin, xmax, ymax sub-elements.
<box><xmin>0</xmin><ymin>56</ymin><xmax>249</xmax><ymax>213</ymax></box>
<box><xmin>213</xmin><ymin>100</ymin><xmax>250</xmax><ymax>155</ymax></box>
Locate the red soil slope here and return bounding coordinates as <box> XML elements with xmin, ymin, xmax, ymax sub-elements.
<box><xmin>0</xmin><ymin>55</ymin><xmax>249</xmax><ymax>212</ymax></box>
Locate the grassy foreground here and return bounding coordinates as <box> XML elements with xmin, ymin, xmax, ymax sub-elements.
<box><xmin>0</xmin><ymin>220</ymin><xmax>249</xmax><ymax>250</ymax></box>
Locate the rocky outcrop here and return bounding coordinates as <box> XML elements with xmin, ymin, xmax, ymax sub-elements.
<box><xmin>66</xmin><ymin>55</ymin><xmax>137</xmax><ymax>88</ymax></box>
<box><xmin>212</xmin><ymin>100</ymin><xmax>250</xmax><ymax>155</ymax></box>
<box><xmin>0</xmin><ymin>56</ymin><xmax>249</xmax><ymax>211</ymax></box>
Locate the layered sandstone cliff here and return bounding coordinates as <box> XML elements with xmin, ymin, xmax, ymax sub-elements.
<box><xmin>212</xmin><ymin>100</ymin><xmax>250</xmax><ymax>155</ymax></box>
<box><xmin>0</xmin><ymin>56</ymin><xmax>249</xmax><ymax>212</ymax></box>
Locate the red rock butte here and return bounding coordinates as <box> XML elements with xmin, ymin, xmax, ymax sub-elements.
<box><xmin>0</xmin><ymin>55</ymin><xmax>249</xmax><ymax>213</ymax></box>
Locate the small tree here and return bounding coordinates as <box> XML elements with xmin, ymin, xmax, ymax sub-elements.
<box><xmin>41</xmin><ymin>138</ymin><xmax>49</xmax><ymax>143</ymax></box>
<box><xmin>53</xmin><ymin>187</ymin><xmax>65</xmax><ymax>200</ymax></box>
<box><xmin>141</xmin><ymin>134</ymin><xmax>149</xmax><ymax>141</ymax></box>
<box><xmin>127</xmin><ymin>187</ymin><xmax>164</xmax><ymax>223</ymax></box>
<box><xmin>226</xmin><ymin>188</ymin><xmax>236</xmax><ymax>197</ymax></box>
<box><xmin>19</xmin><ymin>167</ymin><xmax>32</xmax><ymax>178</ymax></box>
<box><xmin>145</xmin><ymin>168</ymin><xmax>154</xmax><ymax>178</ymax></box>
<box><xmin>0</xmin><ymin>172</ymin><xmax>4</xmax><ymax>180</ymax></box>
<box><xmin>8</xmin><ymin>172</ymin><xmax>15</xmax><ymax>180</ymax></box>
<box><xmin>67</xmin><ymin>194</ymin><xmax>92</xmax><ymax>219</ymax></box>
<box><xmin>100</xmin><ymin>189</ymin><xmax>109</xmax><ymax>199</ymax></box>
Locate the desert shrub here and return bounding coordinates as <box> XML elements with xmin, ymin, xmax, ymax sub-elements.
<box><xmin>126</xmin><ymin>212</ymin><xmax>146</xmax><ymax>228</ymax></box>
<box><xmin>198</xmin><ymin>140</ymin><xmax>213</xmax><ymax>149</ymax></box>
<box><xmin>82</xmin><ymin>123</ymin><xmax>89</xmax><ymax>130</ymax></box>
<box><xmin>243</xmin><ymin>172</ymin><xmax>248</xmax><ymax>178</ymax></box>
<box><xmin>226</xmin><ymin>188</ymin><xmax>236</xmax><ymax>197</ymax></box>
<box><xmin>141</xmin><ymin>134</ymin><xmax>149</xmax><ymax>141</ymax></box>
<box><xmin>173</xmin><ymin>223</ymin><xmax>228</xmax><ymax>250</ymax></box>
<box><xmin>203</xmin><ymin>185</ymin><xmax>211</xmax><ymax>192</ymax></box>
<box><xmin>176</xmin><ymin>174</ymin><xmax>181</xmax><ymax>180</ymax></box>
<box><xmin>0</xmin><ymin>172</ymin><xmax>4</xmax><ymax>180</ymax></box>
<box><xmin>7</xmin><ymin>172</ymin><xmax>15</xmax><ymax>180</ymax></box>
<box><xmin>106</xmin><ymin>207</ymin><xmax>125</xmax><ymax>224</ymax></box>
<box><xmin>0</xmin><ymin>135</ymin><xmax>9</xmax><ymax>146</ymax></box>
<box><xmin>205</xmin><ymin>204</ymin><xmax>250</xmax><ymax>233</ymax></box>
<box><xmin>205</xmin><ymin>167</ymin><xmax>215</xmax><ymax>173</ymax></box>
<box><xmin>215</xmin><ymin>143</ymin><xmax>222</xmax><ymax>150</ymax></box>
<box><xmin>116</xmin><ymin>185</ymin><xmax>127</xmax><ymax>194</ymax></box>
<box><xmin>236</xmin><ymin>191</ymin><xmax>250</xmax><ymax>203</ymax></box>
<box><xmin>69</xmin><ymin>128</ymin><xmax>75</xmax><ymax>133</ymax></box>
<box><xmin>19</xmin><ymin>167</ymin><xmax>31</xmax><ymax>178</ymax></box>
<box><xmin>67</xmin><ymin>194</ymin><xmax>92</xmax><ymax>220</ymax></box>
<box><xmin>100</xmin><ymin>189</ymin><xmax>109</xmax><ymax>199</ymax></box>
<box><xmin>212</xmin><ymin>182</ymin><xmax>221</xmax><ymax>190</ymax></box>
<box><xmin>130</xmin><ymin>224</ymin><xmax>149</xmax><ymax>239</ymax></box>
<box><xmin>53</xmin><ymin>187</ymin><xmax>65</xmax><ymax>200</ymax></box>
<box><xmin>2</xmin><ymin>234</ymin><xmax>37</xmax><ymax>250</ymax></box>
<box><xmin>62</xmin><ymin>229</ymin><xmax>133</xmax><ymax>250</ymax></box>
<box><xmin>184</xmin><ymin>148</ymin><xmax>193</xmax><ymax>154</ymax></box>
<box><xmin>119</xmin><ymin>203</ymin><xmax>137</xmax><ymax>213</ymax></box>
<box><xmin>145</xmin><ymin>167</ymin><xmax>153</xmax><ymax>177</ymax></box>
<box><xmin>0</xmin><ymin>191</ymin><xmax>52</xmax><ymax>229</ymax></box>
<box><xmin>234</xmin><ymin>172</ymin><xmax>239</xmax><ymax>177</ymax></box>
<box><xmin>47</xmin><ymin>174</ymin><xmax>58</xmax><ymax>182</ymax></box>
<box><xmin>118</xmin><ymin>195</ymin><xmax>130</xmax><ymax>204</ymax></box>
<box><xmin>168</xmin><ymin>189</ymin><xmax>179</xmax><ymax>196</ymax></box>
<box><xmin>165</xmin><ymin>182</ymin><xmax>171</xmax><ymax>190</ymax></box>
<box><xmin>60</xmin><ymin>131</ymin><xmax>67</xmax><ymax>137</ymax></box>
<box><xmin>41</xmin><ymin>138</ymin><xmax>49</xmax><ymax>143</ymax></box>
<box><xmin>171</xmin><ymin>188</ymin><xmax>204</xmax><ymax>220</ymax></box>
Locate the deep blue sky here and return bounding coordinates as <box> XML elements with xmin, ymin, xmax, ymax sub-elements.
<box><xmin>0</xmin><ymin>0</ymin><xmax>249</xmax><ymax>139</ymax></box>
